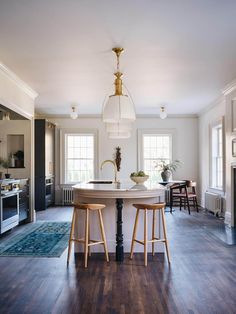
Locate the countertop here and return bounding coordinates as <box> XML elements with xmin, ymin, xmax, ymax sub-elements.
<box><xmin>73</xmin><ymin>180</ymin><xmax>165</xmax><ymax>199</ymax></box>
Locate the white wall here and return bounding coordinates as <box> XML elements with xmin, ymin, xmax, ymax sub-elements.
<box><xmin>224</xmin><ymin>87</ymin><xmax>236</xmax><ymax>226</ymax></box>
<box><xmin>198</xmin><ymin>98</ymin><xmax>226</xmax><ymax>207</ymax></box>
<box><xmin>0</xmin><ymin>64</ymin><xmax>36</xmax><ymax>220</ymax></box>
<box><xmin>49</xmin><ymin>116</ymin><xmax>199</xmax><ymax>204</ymax></box>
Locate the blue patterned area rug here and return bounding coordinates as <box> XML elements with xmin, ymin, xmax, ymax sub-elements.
<box><xmin>0</xmin><ymin>222</ymin><xmax>71</xmax><ymax>257</ymax></box>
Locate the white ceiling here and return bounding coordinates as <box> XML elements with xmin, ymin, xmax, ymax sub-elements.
<box><xmin>0</xmin><ymin>0</ymin><xmax>236</xmax><ymax>116</ymax></box>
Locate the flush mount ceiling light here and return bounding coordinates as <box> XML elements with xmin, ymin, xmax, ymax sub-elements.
<box><xmin>2</xmin><ymin>111</ymin><xmax>10</xmax><ymax>120</ymax></box>
<box><xmin>70</xmin><ymin>105</ymin><xmax>78</xmax><ymax>119</ymax></box>
<box><xmin>102</xmin><ymin>47</ymin><xmax>136</xmax><ymax>124</ymax></box>
<box><xmin>160</xmin><ymin>106</ymin><xmax>167</xmax><ymax>120</ymax></box>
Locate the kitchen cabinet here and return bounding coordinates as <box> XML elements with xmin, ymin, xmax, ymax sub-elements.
<box><xmin>19</xmin><ymin>179</ymin><xmax>29</xmax><ymax>222</ymax></box>
<box><xmin>35</xmin><ymin>119</ymin><xmax>55</xmax><ymax>211</ymax></box>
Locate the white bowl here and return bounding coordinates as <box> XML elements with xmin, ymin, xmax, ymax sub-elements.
<box><xmin>130</xmin><ymin>175</ymin><xmax>149</xmax><ymax>184</ymax></box>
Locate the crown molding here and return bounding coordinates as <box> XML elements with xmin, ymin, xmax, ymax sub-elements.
<box><xmin>0</xmin><ymin>97</ymin><xmax>34</xmax><ymax>120</ymax></box>
<box><xmin>136</xmin><ymin>114</ymin><xmax>198</xmax><ymax>119</ymax></box>
<box><xmin>35</xmin><ymin>113</ymin><xmax>102</xmax><ymax>119</ymax></box>
<box><xmin>197</xmin><ymin>95</ymin><xmax>225</xmax><ymax>117</ymax></box>
<box><xmin>35</xmin><ymin>112</ymin><xmax>198</xmax><ymax>119</ymax></box>
<box><xmin>222</xmin><ymin>78</ymin><xmax>236</xmax><ymax>96</ymax></box>
<box><xmin>0</xmin><ymin>63</ymin><xmax>38</xmax><ymax>100</ymax></box>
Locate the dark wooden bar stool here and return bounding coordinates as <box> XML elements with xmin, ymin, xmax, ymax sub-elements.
<box><xmin>170</xmin><ymin>180</ymin><xmax>199</xmax><ymax>214</ymax></box>
<box><xmin>67</xmin><ymin>203</ymin><xmax>109</xmax><ymax>268</ymax></box>
<box><xmin>130</xmin><ymin>203</ymin><xmax>170</xmax><ymax>266</ymax></box>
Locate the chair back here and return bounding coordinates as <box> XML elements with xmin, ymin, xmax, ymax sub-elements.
<box><xmin>170</xmin><ymin>182</ymin><xmax>186</xmax><ymax>193</ymax></box>
<box><xmin>183</xmin><ymin>180</ymin><xmax>197</xmax><ymax>194</ymax></box>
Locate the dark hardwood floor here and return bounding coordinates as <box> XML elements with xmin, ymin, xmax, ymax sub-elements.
<box><xmin>0</xmin><ymin>207</ymin><xmax>236</xmax><ymax>314</ymax></box>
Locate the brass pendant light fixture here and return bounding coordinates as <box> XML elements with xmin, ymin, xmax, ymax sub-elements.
<box><xmin>102</xmin><ymin>47</ymin><xmax>136</xmax><ymax>128</ymax></box>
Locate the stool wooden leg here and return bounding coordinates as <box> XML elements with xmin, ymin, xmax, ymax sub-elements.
<box><xmin>67</xmin><ymin>208</ymin><xmax>76</xmax><ymax>266</ymax></box>
<box><xmin>130</xmin><ymin>209</ymin><xmax>140</xmax><ymax>259</ymax></box>
<box><xmin>98</xmin><ymin>209</ymin><xmax>109</xmax><ymax>262</ymax></box>
<box><xmin>88</xmin><ymin>218</ymin><xmax>91</xmax><ymax>257</ymax></box>
<box><xmin>161</xmin><ymin>207</ymin><xmax>170</xmax><ymax>264</ymax></box>
<box><xmin>152</xmin><ymin>209</ymin><xmax>156</xmax><ymax>256</ymax></box>
<box><xmin>144</xmin><ymin>209</ymin><xmax>148</xmax><ymax>266</ymax></box>
<box><xmin>84</xmin><ymin>209</ymin><xmax>89</xmax><ymax>268</ymax></box>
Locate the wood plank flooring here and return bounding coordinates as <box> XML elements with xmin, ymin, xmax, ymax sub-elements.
<box><xmin>0</xmin><ymin>207</ymin><xmax>236</xmax><ymax>314</ymax></box>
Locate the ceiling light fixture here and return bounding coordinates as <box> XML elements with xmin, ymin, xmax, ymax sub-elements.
<box><xmin>70</xmin><ymin>105</ymin><xmax>78</xmax><ymax>119</ymax></box>
<box><xmin>105</xmin><ymin>122</ymin><xmax>132</xmax><ymax>133</ymax></box>
<box><xmin>2</xmin><ymin>112</ymin><xmax>10</xmax><ymax>120</ymax></box>
<box><xmin>102</xmin><ymin>47</ymin><xmax>136</xmax><ymax>124</ymax></box>
<box><xmin>160</xmin><ymin>106</ymin><xmax>167</xmax><ymax>119</ymax></box>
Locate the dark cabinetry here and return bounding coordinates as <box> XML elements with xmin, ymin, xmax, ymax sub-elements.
<box><xmin>19</xmin><ymin>179</ymin><xmax>29</xmax><ymax>222</ymax></box>
<box><xmin>35</xmin><ymin>120</ymin><xmax>55</xmax><ymax>211</ymax></box>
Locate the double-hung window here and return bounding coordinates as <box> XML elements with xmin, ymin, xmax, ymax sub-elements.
<box><xmin>62</xmin><ymin>131</ymin><xmax>97</xmax><ymax>184</ymax></box>
<box><xmin>211</xmin><ymin>123</ymin><xmax>223</xmax><ymax>189</ymax></box>
<box><xmin>139</xmin><ymin>130</ymin><xmax>172</xmax><ymax>182</ymax></box>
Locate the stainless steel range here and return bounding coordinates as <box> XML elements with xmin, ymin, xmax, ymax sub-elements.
<box><xmin>0</xmin><ymin>179</ymin><xmax>21</xmax><ymax>234</ymax></box>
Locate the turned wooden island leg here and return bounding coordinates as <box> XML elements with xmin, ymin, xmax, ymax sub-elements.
<box><xmin>116</xmin><ymin>198</ymin><xmax>124</xmax><ymax>262</ymax></box>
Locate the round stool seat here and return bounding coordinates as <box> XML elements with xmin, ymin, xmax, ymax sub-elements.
<box><xmin>74</xmin><ymin>203</ymin><xmax>106</xmax><ymax>211</ymax></box>
<box><xmin>133</xmin><ymin>203</ymin><xmax>166</xmax><ymax>210</ymax></box>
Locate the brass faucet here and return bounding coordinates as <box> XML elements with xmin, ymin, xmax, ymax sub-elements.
<box><xmin>100</xmin><ymin>160</ymin><xmax>118</xmax><ymax>183</ymax></box>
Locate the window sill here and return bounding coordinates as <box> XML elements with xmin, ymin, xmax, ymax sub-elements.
<box><xmin>208</xmin><ymin>187</ymin><xmax>225</xmax><ymax>196</ymax></box>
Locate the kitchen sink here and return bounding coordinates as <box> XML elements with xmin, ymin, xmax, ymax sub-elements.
<box><xmin>88</xmin><ymin>180</ymin><xmax>113</xmax><ymax>184</ymax></box>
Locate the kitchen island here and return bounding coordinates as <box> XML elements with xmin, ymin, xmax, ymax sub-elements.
<box><xmin>73</xmin><ymin>181</ymin><xmax>165</xmax><ymax>262</ymax></box>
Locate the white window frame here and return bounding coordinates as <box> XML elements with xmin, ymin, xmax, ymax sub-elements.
<box><xmin>209</xmin><ymin>118</ymin><xmax>225</xmax><ymax>192</ymax></box>
<box><xmin>60</xmin><ymin>128</ymin><xmax>98</xmax><ymax>184</ymax></box>
<box><xmin>138</xmin><ymin>129</ymin><xmax>175</xmax><ymax>181</ymax></box>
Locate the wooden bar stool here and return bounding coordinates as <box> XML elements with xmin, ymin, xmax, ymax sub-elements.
<box><xmin>67</xmin><ymin>203</ymin><xmax>109</xmax><ymax>268</ymax></box>
<box><xmin>130</xmin><ymin>203</ymin><xmax>170</xmax><ymax>266</ymax></box>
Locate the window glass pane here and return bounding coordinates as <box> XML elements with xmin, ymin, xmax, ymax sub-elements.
<box><xmin>67</xmin><ymin>136</ymin><xmax>74</xmax><ymax>147</ymax></box>
<box><xmin>142</xmin><ymin>134</ymin><xmax>171</xmax><ymax>182</ymax></box>
<box><xmin>65</xmin><ymin>134</ymin><xmax>95</xmax><ymax>183</ymax></box>
<box><xmin>211</xmin><ymin>124</ymin><xmax>223</xmax><ymax>189</ymax></box>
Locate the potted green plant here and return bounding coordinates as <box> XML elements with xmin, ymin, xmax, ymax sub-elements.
<box><xmin>155</xmin><ymin>160</ymin><xmax>182</xmax><ymax>182</ymax></box>
<box><xmin>14</xmin><ymin>150</ymin><xmax>24</xmax><ymax>168</ymax></box>
<box><xmin>1</xmin><ymin>158</ymin><xmax>11</xmax><ymax>178</ymax></box>
<box><xmin>130</xmin><ymin>170</ymin><xmax>149</xmax><ymax>184</ymax></box>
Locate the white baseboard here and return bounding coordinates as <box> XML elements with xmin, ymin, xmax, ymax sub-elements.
<box><xmin>224</xmin><ymin>211</ymin><xmax>232</xmax><ymax>226</ymax></box>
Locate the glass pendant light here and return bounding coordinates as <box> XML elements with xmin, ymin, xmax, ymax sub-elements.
<box><xmin>105</xmin><ymin>122</ymin><xmax>132</xmax><ymax>133</ymax></box>
<box><xmin>108</xmin><ymin>131</ymin><xmax>131</xmax><ymax>139</ymax></box>
<box><xmin>102</xmin><ymin>48</ymin><xmax>136</xmax><ymax>123</ymax></box>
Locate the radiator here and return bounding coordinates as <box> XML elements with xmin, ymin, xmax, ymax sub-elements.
<box><xmin>62</xmin><ymin>187</ymin><xmax>73</xmax><ymax>205</ymax></box>
<box><xmin>205</xmin><ymin>191</ymin><xmax>221</xmax><ymax>216</ymax></box>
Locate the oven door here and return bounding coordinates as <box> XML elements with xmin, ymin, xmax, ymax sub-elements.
<box><xmin>0</xmin><ymin>193</ymin><xmax>19</xmax><ymax>233</ymax></box>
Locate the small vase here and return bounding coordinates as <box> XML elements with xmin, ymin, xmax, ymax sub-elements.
<box><xmin>161</xmin><ymin>170</ymin><xmax>171</xmax><ymax>182</ymax></box>
<box><xmin>5</xmin><ymin>173</ymin><xmax>11</xmax><ymax>179</ymax></box>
